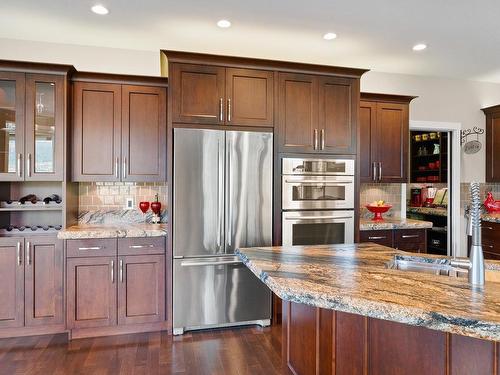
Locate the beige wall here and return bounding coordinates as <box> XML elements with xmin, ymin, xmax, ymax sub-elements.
<box><xmin>3</xmin><ymin>37</ymin><xmax>500</xmax><ymax>183</ymax></box>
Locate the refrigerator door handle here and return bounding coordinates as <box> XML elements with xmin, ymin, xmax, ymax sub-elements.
<box><xmin>226</xmin><ymin>138</ymin><xmax>232</xmax><ymax>249</ymax></box>
<box><xmin>217</xmin><ymin>140</ymin><xmax>223</xmax><ymax>249</ymax></box>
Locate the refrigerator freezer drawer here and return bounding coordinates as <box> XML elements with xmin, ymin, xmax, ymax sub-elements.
<box><xmin>173</xmin><ymin>256</ymin><xmax>271</xmax><ymax>333</ymax></box>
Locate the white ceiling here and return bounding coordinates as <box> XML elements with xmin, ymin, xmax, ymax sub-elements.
<box><xmin>1</xmin><ymin>0</ymin><xmax>500</xmax><ymax>82</ymax></box>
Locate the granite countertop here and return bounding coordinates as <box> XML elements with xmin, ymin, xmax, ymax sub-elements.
<box><xmin>407</xmin><ymin>206</ymin><xmax>448</xmax><ymax>217</ymax></box>
<box><xmin>482</xmin><ymin>213</ymin><xmax>500</xmax><ymax>223</ymax></box>
<box><xmin>57</xmin><ymin>224</ymin><xmax>168</xmax><ymax>240</ymax></box>
<box><xmin>360</xmin><ymin>217</ymin><xmax>433</xmax><ymax>231</ymax></box>
<box><xmin>237</xmin><ymin>244</ymin><xmax>500</xmax><ymax>341</ymax></box>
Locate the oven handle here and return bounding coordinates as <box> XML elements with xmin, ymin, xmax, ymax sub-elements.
<box><xmin>284</xmin><ymin>215</ymin><xmax>353</xmax><ymax>220</ymax></box>
<box><xmin>284</xmin><ymin>179</ymin><xmax>353</xmax><ymax>184</ymax></box>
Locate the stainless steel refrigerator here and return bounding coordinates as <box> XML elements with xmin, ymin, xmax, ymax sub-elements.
<box><xmin>173</xmin><ymin>128</ymin><xmax>272</xmax><ymax>335</ymax></box>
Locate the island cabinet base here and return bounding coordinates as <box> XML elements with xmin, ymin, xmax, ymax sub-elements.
<box><xmin>283</xmin><ymin>301</ymin><xmax>499</xmax><ymax>375</ymax></box>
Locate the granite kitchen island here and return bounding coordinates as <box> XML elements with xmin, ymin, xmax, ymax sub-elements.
<box><xmin>237</xmin><ymin>243</ymin><xmax>500</xmax><ymax>375</ymax></box>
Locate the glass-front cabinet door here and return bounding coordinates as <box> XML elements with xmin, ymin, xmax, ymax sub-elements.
<box><xmin>25</xmin><ymin>74</ymin><xmax>64</xmax><ymax>181</ymax></box>
<box><xmin>0</xmin><ymin>72</ymin><xmax>25</xmax><ymax>181</ymax></box>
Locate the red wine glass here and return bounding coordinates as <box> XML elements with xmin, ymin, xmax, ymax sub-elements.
<box><xmin>139</xmin><ymin>201</ymin><xmax>150</xmax><ymax>223</ymax></box>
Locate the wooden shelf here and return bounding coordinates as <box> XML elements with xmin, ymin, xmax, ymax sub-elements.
<box><xmin>0</xmin><ymin>206</ymin><xmax>63</xmax><ymax>212</ymax></box>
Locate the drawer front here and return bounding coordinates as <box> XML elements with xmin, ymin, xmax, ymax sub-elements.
<box><xmin>394</xmin><ymin>229</ymin><xmax>426</xmax><ymax>244</ymax></box>
<box><xmin>394</xmin><ymin>241</ymin><xmax>426</xmax><ymax>253</ymax></box>
<box><xmin>483</xmin><ymin>222</ymin><xmax>500</xmax><ymax>243</ymax></box>
<box><xmin>360</xmin><ymin>230</ymin><xmax>393</xmax><ymax>247</ymax></box>
<box><xmin>118</xmin><ymin>237</ymin><xmax>166</xmax><ymax>256</ymax></box>
<box><xmin>66</xmin><ymin>239</ymin><xmax>118</xmax><ymax>258</ymax></box>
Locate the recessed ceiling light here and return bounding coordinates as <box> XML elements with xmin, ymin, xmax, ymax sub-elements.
<box><xmin>91</xmin><ymin>4</ymin><xmax>109</xmax><ymax>15</ymax></box>
<box><xmin>323</xmin><ymin>32</ymin><xmax>337</xmax><ymax>40</ymax></box>
<box><xmin>217</xmin><ymin>19</ymin><xmax>231</xmax><ymax>28</ymax></box>
<box><xmin>413</xmin><ymin>43</ymin><xmax>427</xmax><ymax>51</ymax></box>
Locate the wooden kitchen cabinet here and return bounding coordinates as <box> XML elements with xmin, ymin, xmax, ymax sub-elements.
<box><xmin>118</xmin><ymin>254</ymin><xmax>165</xmax><ymax>325</ymax></box>
<box><xmin>360</xmin><ymin>93</ymin><xmax>415</xmax><ymax>183</ymax></box>
<box><xmin>72</xmin><ymin>73</ymin><xmax>168</xmax><ymax>182</ymax></box>
<box><xmin>360</xmin><ymin>228</ymin><xmax>427</xmax><ymax>253</ymax></box>
<box><xmin>171</xmin><ymin>63</ymin><xmax>274</xmax><ymax>127</ymax></box>
<box><xmin>24</xmin><ymin>236</ymin><xmax>64</xmax><ymax>327</ymax></box>
<box><xmin>481</xmin><ymin>105</ymin><xmax>500</xmax><ymax>182</ymax></box>
<box><xmin>67</xmin><ymin>256</ymin><xmax>117</xmax><ymax>329</ymax></box>
<box><xmin>0</xmin><ymin>66</ymin><xmax>69</xmax><ymax>182</ymax></box>
<box><xmin>0</xmin><ymin>237</ymin><xmax>24</xmax><ymax>329</ymax></box>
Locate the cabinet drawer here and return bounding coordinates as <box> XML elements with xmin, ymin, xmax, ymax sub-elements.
<box><xmin>360</xmin><ymin>230</ymin><xmax>393</xmax><ymax>247</ymax></box>
<box><xmin>118</xmin><ymin>237</ymin><xmax>166</xmax><ymax>256</ymax></box>
<box><xmin>66</xmin><ymin>239</ymin><xmax>117</xmax><ymax>258</ymax></box>
<box><xmin>394</xmin><ymin>242</ymin><xmax>426</xmax><ymax>253</ymax></box>
<box><xmin>394</xmin><ymin>229</ymin><xmax>426</xmax><ymax>243</ymax></box>
<box><xmin>482</xmin><ymin>223</ymin><xmax>500</xmax><ymax>243</ymax></box>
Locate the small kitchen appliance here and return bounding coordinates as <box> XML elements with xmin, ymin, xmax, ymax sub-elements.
<box><xmin>410</xmin><ymin>188</ymin><xmax>422</xmax><ymax>207</ymax></box>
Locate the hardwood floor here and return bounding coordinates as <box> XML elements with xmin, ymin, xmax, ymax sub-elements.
<box><xmin>0</xmin><ymin>325</ymin><xmax>282</xmax><ymax>375</ymax></box>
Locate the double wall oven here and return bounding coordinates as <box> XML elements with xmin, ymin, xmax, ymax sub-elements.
<box><xmin>282</xmin><ymin>158</ymin><xmax>355</xmax><ymax>246</ymax></box>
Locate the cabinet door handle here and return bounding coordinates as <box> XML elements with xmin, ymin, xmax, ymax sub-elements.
<box><xmin>110</xmin><ymin>260</ymin><xmax>115</xmax><ymax>283</ymax></box>
<box><xmin>78</xmin><ymin>246</ymin><xmax>102</xmax><ymax>251</ymax></box>
<box><xmin>219</xmin><ymin>98</ymin><xmax>224</xmax><ymax>122</ymax></box>
<box><xmin>401</xmin><ymin>234</ymin><xmax>419</xmax><ymax>239</ymax></box>
<box><xmin>372</xmin><ymin>162</ymin><xmax>377</xmax><ymax>182</ymax></box>
<box><xmin>26</xmin><ymin>153</ymin><xmax>31</xmax><ymax>177</ymax></box>
<box><xmin>16</xmin><ymin>242</ymin><xmax>22</xmax><ymax>266</ymax></box>
<box><xmin>119</xmin><ymin>259</ymin><xmax>124</xmax><ymax>282</ymax></box>
<box><xmin>26</xmin><ymin>242</ymin><xmax>31</xmax><ymax>265</ymax></box>
<box><xmin>320</xmin><ymin>129</ymin><xmax>325</xmax><ymax>150</ymax></box>
<box><xmin>313</xmin><ymin>129</ymin><xmax>318</xmax><ymax>150</ymax></box>
<box><xmin>227</xmin><ymin>98</ymin><xmax>232</xmax><ymax>122</ymax></box>
<box><xmin>123</xmin><ymin>157</ymin><xmax>127</xmax><ymax>179</ymax></box>
<box><xmin>17</xmin><ymin>154</ymin><xmax>22</xmax><ymax>178</ymax></box>
<box><xmin>368</xmin><ymin>236</ymin><xmax>386</xmax><ymax>240</ymax></box>
<box><xmin>378</xmin><ymin>162</ymin><xmax>382</xmax><ymax>181</ymax></box>
<box><xmin>115</xmin><ymin>157</ymin><xmax>119</xmax><ymax>179</ymax></box>
<box><xmin>484</xmin><ymin>226</ymin><xmax>494</xmax><ymax>231</ymax></box>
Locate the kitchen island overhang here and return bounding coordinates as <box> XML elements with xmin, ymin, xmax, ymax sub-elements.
<box><xmin>237</xmin><ymin>244</ymin><xmax>500</xmax><ymax>375</ymax></box>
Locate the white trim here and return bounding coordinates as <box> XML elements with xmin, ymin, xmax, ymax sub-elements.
<box><xmin>409</xmin><ymin>120</ymin><xmax>462</xmax><ymax>257</ymax></box>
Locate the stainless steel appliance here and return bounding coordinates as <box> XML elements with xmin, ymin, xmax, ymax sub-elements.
<box><xmin>173</xmin><ymin>128</ymin><xmax>272</xmax><ymax>335</ymax></box>
<box><xmin>282</xmin><ymin>158</ymin><xmax>355</xmax><ymax>210</ymax></box>
<box><xmin>282</xmin><ymin>157</ymin><xmax>355</xmax><ymax>246</ymax></box>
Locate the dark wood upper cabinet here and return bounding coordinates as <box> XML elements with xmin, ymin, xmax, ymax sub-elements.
<box><xmin>171</xmin><ymin>63</ymin><xmax>225</xmax><ymax>125</ymax></box>
<box><xmin>318</xmin><ymin>76</ymin><xmax>357</xmax><ymax>154</ymax></box>
<box><xmin>360</xmin><ymin>93</ymin><xmax>415</xmax><ymax>183</ymax></box>
<box><xmin>67</xmin><ymin>256</ymin><xmax>117</xmax><ymax>329</ymax></box>
<box><xmin>0</xmin><ymin>237</ymin><xmax>24</xmax><ymax>329</ymax></box>
<box><xmin>482</xmin><ymin>105</ymin><xmax>500</xmax><ymax>182</ymax></box>
<box><xmin>24</xmin><ymin>236</ymin><xmax>64</xmax><ymax>327</ymax></box>
<box><xmin>72</xmin><ymin>81</ymin><xmax>121</xmax><ymax>182</ymax></box>
<box><xmin>117</xmin><ymin>254</ymin><xmax>165</xmax><ymax>325</ymax></box>
<box><xmin>278</xmin><ymin>73</ymin><xmax>318</xmax><ymax>152</ymax></box>
<box><xmin>122</xmin><ymin>85</ymin><xmax>167</xmax><ymax>182</ymax></box>
<box><xmin>225</xmin><ymin>68</ymin><xmax>274</xmax><ymax>127</ymax></box>
<box><xmin>72</xmin><ymin>74</ymin><xmax>167</xmax><ymax>182</ymax></box>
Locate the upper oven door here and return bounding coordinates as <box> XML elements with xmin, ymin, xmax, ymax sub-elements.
<box><xmin>282</xmin><ymin>158</ymin><xmax>354</xmax><ymax>176</ymax></box>
<box><xmin>282</xmin><ymin>175</ymin><xmax>355</xmax><ymax>210</ymax></box>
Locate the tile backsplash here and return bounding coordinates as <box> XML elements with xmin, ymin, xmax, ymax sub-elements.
<box><xmin>460</xmin><ymin>182</ymin><xmax>500</xmax><ymax>209</ymax></box>
<box><xmin>78</xmin><ymin>182</ymin><xmax>168</xmax><ymax>215</ymax></box>
<box><xmin>360</xmin><ymin>183</ymin><xmax>402</xmax><ymax>218</ymax></box>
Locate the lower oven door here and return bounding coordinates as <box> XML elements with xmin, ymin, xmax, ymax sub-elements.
<box><xmin>282</xmin><ymin>210</ymin><xmax>354</xmax><ymax>246</ymax></box>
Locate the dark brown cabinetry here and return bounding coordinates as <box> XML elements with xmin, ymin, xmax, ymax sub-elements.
<box><xmin>66</xmin><ymin>237</ymin><xmax>166</xmax><ymax>338</ymax></box>
<box><xmin>171</xmin><ymin>63</ymin><xmax>274</xmax><ymax>127</ymax></box>
<box><xmin>278</xmin><ymin>73</ymin><xmax>358</xmax><ymax>154</ymax></box>
<box><xmin>360</xmin><ymin>228</ymin><xmax>427</xmax><ymax>253</ymax></box>
<box><xmin>360</xmin><ymin>93</ymin><xmax>415</xmax><ymax>183</ymax></box>
<box><xmin>0</xmin><ymin>236</ymin><xmax>64</xmax><ymax>333</ymax></box>
<box><xmin>0</xmin><ymin>69</ymin><xmax>68</xmax><ymax>181</ymax></box>
<box><xmin>72</xmin><ymin>74</ymin><xmax>167</xmax><ymax>182</ymax></box>
<box><xmin>481</xmin><ymin>105</ymin><xmax>500</xmax><ymax>182</ymax></box>
<box><xmin>469</xmin><ymin>221</ymin><xmax>500</xmax><ymax>260</ymax></box>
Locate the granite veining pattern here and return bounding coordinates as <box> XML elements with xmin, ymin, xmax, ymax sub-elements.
<box><xmin>57</xmin><ymin>224</ymin><xmax>168</xmax><ymax>239</ymax></box>
<box><xmin>360</xmin><ymin>218</ymin><xmax>433</xmax><ymax>231</ymax></box>
<box><xmin>78</xmin><ymin>209</ymin><xmax>168</xmax><ymax>225</ymax></box>
<box><xmin>482</xmin><ymin>213</ymin><xmax>500</xmax><ymax>223</ymax></box>
<box><xmin>237</xmin><ymin>244</ymin><xmax>500</xmax><ymax>341</ymax></box>
<box><xmin>407</xmin><ymin>206</ymin><xmax>448</xmax><ymax>217</ymax></box>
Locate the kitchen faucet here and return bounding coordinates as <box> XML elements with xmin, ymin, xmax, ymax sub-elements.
<box><xmin>468</xmin><ymin>182</ymin><xmax>485</xmax><ymax>286</ymax></box>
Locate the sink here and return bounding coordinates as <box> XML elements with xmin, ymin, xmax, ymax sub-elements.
<box><xmin>387</xmin><ymin>255</ymin><xmax>469</xmax><ymax>278</ymax></box>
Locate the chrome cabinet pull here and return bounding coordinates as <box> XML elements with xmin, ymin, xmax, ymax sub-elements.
<box><xmin>26</xmin><ymin>242</ymin><xmax>31</xmax><ymax>265</ymax></box>
<box><xmin>17</xmin><ymin>154</ymin><xmax>22</xmax><ymax>178</ymax></box>
<box><xmin>320</xmin><ymin>129</ymin><xmax>325</xmax><ymax>150</ymax></box>
<box><xmin>129</xmin><ymin>244</ymin><xmax>154</xmax><ymax>249</ymax></box>
<box><xmin>78</xmin><ymin>246</ymin><xmax>102</xmax><ymax>251</ymax></box>
<box><xmin>313</xmin><ymin>129</ymin><xmax>318</xmax><ymax>150</ymax></box>
<box><xmin>368</xmin><ymin>236</ymin><xmax>386</xmax><ymax>240</ymax></box>
<box><xmin>16</xmin><ymin>242</ymin><xmax>22</xmax><ymax>266</ymax></box>
<box><xmin>115</xmin><ymin>157</ymin><xmax>119</xmax><ymax>179</ymax></box>
<box><xmin>110</xmin><ymin>260</ymin><xmax>115</xmax><ymax>283</ymax></box>
<box><xmin>26</xmin><ymin>154</ymin><xmax>31</xmax><ymax>177</ymax></box>
<box><xmin>401</xmin><ymin>234</ymin><xmax>419</xmax><ymax>239</ymax></box>
<box><xmin>378</xmin><ymin>162</ymin><xmax>382</xmax><ymax>181</ymax></box>
<box><xmin>227</xmin><ymin>98</ymin><xmax>232</xmax><ymax>122</ymax></box>
<box><xmin>219</xmin><ymin>98</ymin><xmax>224</xmax><ymax>122</ymax></box>
<box><xmin>119</xmin><ymin>259</ymin><xmax>124</xmax><ymax>282</ymax></box>
<box><xmin>372</xmin><ymin>162</ymin><xmax>377</xmax><ymax>182</ymax></box>
<box><xmin>123</xmin><ymin>157</ymin><xmax>127</xmax><ymax>179</ymax></box>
